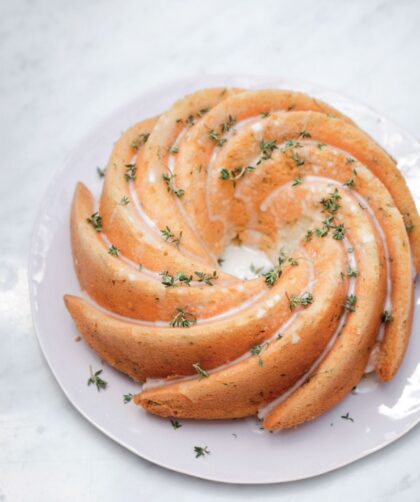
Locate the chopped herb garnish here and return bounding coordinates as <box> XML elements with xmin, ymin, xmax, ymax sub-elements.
<box><xmin>217</xmin><ymin>258</ymin><xmax>225</xmax><ymax>266</ymax></box>
<box><xmin>87</xmin><ymin>366</ymin><xmax>107</xmax><ymax>392</ymax></box>
<box><xmin>193</xmin><ymin>362</ymin><xmax>209</xmax><ymax>380</ymax></box>
<box><xmin>406</xmin><ymin>222</ymin><xmax>414</xmax><ymax>233</ymax></box>
<box><xmin>298</xmin><ymin>130</ymin><xmax>311</xmax><ymax>138</ymax></box>
<box><xmin>343</xmin><ymin>178</ymin><xmax>354</xmax><ymax>189</ymax></box>
<box><xmin>119</xmin><ymin>195</ymin><xmax>130</xmax><ymax>205</ymax></box>
<box><xmin>195</xmin><ymin>270</ymin><xmax>218</xmax><ymax>286</ymax></box>
<box><xmin>320</xmin><ymin>188</ymin><xmax>341</xmax><ymax>215</ymax></box>
<box><xmin>317</xmin><ymin>142</ymin><xmax>326</xmax><ymax>149</ymax></box>
<box><xmin>346</xmin><ymin>157</ymin><xmax>355</xmax><ymax>164</ymax></box>
<box><xmin>292</xmin><ymin>176</ymin><xmax>303</xmax><ymax>186</ymax></box>
<box><xmin>287</xmin><ymin>291</ymin><xmax>313</xmax><ymax>310</ymax></box>
<box><xmin>305</xmin><ymin>229</ymin><xmax>314</xmax><ymax>241</ymax></box>
<box><xmin>250</xmin><ymin>263</ymin><xmax>264</xmax><ymax>274</ymax></box>
<box><xmin>194</xmin><ymin>446</ymin><xmax>210</xmax><ymax>458</ymax></box>
<box><xmin>344</xmin><ymin>294</ymin><xmax>357</xmax><ymax>312</ymax></box>
<box><xmin>97</xmin><ymin>166</ymin><xmax>106</xmax><ymax>178</ymax></box>
<box><xmin>292</xmin><ymin>152</ymin><xmax>305</xmax><ymax>170</ymax></box>
<box><xmin>260</xmin><ymin>111</ymin><xmax>270</xmax><ymax>118</ymax></box>
<box><xmin>221</xmin><ymin>114</ymin><xmax>236</xmax><ymax>132</ymax></box>
<box><xmin>332</xmin><ymin>224</ymin><xmax>345</xmax><ymax>240</ymax></box>
<box><xmin>382</xmin><ymin>310</ymin><xmax>394</xmax><ymax>322</ymax></box>
<box><xmin>250</xmin><ymin>343</ymin><xmax>267</xmax><ymax>366</ymax></box>
<box><xmin>185</xmin><ymin>114</ymin><xmax>195</xmax><ymax>127</ymax></box>
<box><xmin>288</xmin><ymin>257</ymin><xmax>299</xmax><ymax>266</ymax></box>
<box><xmin>160</xmin><ymin>225</ymin><xmax>182</xmax><ymax>247</ymax></box>
<box><xmin>160</xmin><ymin>271</ymin><xmax>192</xmax><ymax>287</ymax></box>
<box><xmin>108</xmin><ymin>245</ymin><xmax>119</xmax><ymax>256</ymax></box>
<box><xmin>347</xmin><ymin>265</ymin><xmax>359</xmax><ymax>277</ymax></box>
<box><xmin>300</xmin><ymin>291</ymin><xmax>314</xmax><ymax>305</ymax></box>
<box><xmin>170</xmin><ymin>307</ymin><xmax>197</xmax><ymax>328</ymax></box>
<box><xmin>219</xmin><ymin>165</ymin><xmax>255</xmax><ymax>183</ymax></box>
<box><xmin>171</xmin><ymin>419</ymin><xmax>182</xmax><ymax>429</ymax></box>
<box><xmin>86</xmin><ymin>212</ymin><xmax>102</xmax><ymax>232</ymax></box>
<box><xmin>260</xmin><ymin>139</ymin><xmax>278</xmax><ymax>160</ymax></box>
<box><xmin>341</xmin><ymin>412</ymin><xmax>354</xmax><ymax>422</ymax></box>
<box><xmin>348</xmin><ymin>247</ymin><xmax>354</xmax><ymax>253</ymax></box>
<box><xmin>131</xmin><ymin>132</ymin><xmax>150</xmax><ymax>150</ymax></box>
<box><xmin>123</xmin><ymin>393</ymin><xmax>133</xmax><ymax>403</ymax></box>
<box><xmin>263</xmin><ymin>256</ymin><xmax>285</xmax><ymax>286</ymax></box>
<box><xmin>281</xmin><ymin>139</ymin><xmax>301</xmax><ymax>152</ymax></box>
<box><xmin>208</xmin><ymin>129</ymin><xmax>227</xmax><ymax>147</ymax></box>
<box><xmin>168</xmin><ymin>145</ymin><xmax>179</xmax><ymax>154</ymax></box>
<box><xmin>124</xmin><ymin>163</ymin><xmax>137</xmax><ymax>182</ymax></box>
<box><xmin>162</xmin><ymin>173</ymin><xmax>185</xmax><ymax>197</ymax></box>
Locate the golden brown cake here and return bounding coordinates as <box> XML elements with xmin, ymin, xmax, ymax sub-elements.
<box><xmin>64</xmin><ymin>87</ymin><xmax>417</xmax><ymax>429</ymax></box>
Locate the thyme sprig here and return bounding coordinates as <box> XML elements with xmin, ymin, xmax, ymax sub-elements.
<box><xmin>193</xmin><ymin>362</ymin><xmax>209</xmax><ymax>380</ymax></box>
<box><xmin>250</xmin><ymin>343</ymin><xmax>268</xmax><ymax>366</ymax></box>
<box><xmin>208</xmin><ymin>129</ymin><xmax>227</xmax><ymax>147</ymax></box>
<box><xmin>87</xmin><ymin>212</ymin><xmax>102</xmax><ymax>232</ymax></box>
<box><xmin>194</xmin><ymin>446</ymin><xmax>210</xmax><ymax>457</ymax></box>
<box><xmin>160</xmin><ymin>226</ymin><xmax>182</xmax><ymax>247</ymax></box>
<box><xmin>287</xmin><ymin>291</ymin><xmax>314</xmax><ymax>311</ymax></box>
<box><xmin>170</xmin><ymin>308</ymin><xmax>197</xmax><ymax>328</ymax></box>
<box><xmin>124</xmin><ymin>163</ymin><xmax>137</xmax><ymax>182</ymax></box>
<box><xmin>195</xmin><ymin>270</ymin><xmax>218</xmax><ymax>286</ymax></box>
<box><xmin>87</xmin><ymin>366</ymin><xmax>107</xmax><ymax>392</ymax></box>
<box><xmin>344</xmin><ymin>294</ymin><xmax>357</xmax><ymax>312</ymax></box>
<box><xmin>219</xmin><ymin>165</ymin><xmax>255</xmax><ymax>183</ymax></box>
<box><xmin>162</xmin><ymin>173</ymin><xmax>185</xmax><ymax>197</ymax></box>
<box><xmin>131</xmin><ymin>132</ymin><xmax>150</xmax><ymax>150</ymax></box>
<box><xmin>160</xmin><ymin>271</ymin><xmax>192</xmax><ymax>287</ymax></box>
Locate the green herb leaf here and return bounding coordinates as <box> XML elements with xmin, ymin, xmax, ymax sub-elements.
<box><xmin>119</xmin><ymin>195</ymin><xmax>130</xmax><ymax>206</ymax></box>
<box><xmin>131</xmin><ymin>132</ymin><xmax>150</xmax><ymax>150</ymax></box>
<box><xmin>260</xmin><ymin>139</ymin><xmax>278</xmax><ymax>160</ymax></box>
<box><xmin>193</xmin><ymin>362</ymin><xmax>209</xmax><ymax>380</ymax></box>
<box><xmin>344</xmin><ymin>294</ymin><xmax>357</xmax><ymax>312</ymax></box>
<box><xmin>208</xmin><ymin>129</ymin><xmax>227</xmax><ymax>147</ymax></box>
<box><xmin>343</xmin><ymin>178</ymin><xmax>354</xmax><ymax>189</ymax></box>
<box><xmin>320</xmin><ymin>188</ymin><xmax>341</xmax><ymax>215</ymax></box>
<box><xmin>194</xmin><ymin>446</ymin><xmax>210</xmax><ymax>458</ymax></box>
<box><xmin>382</xmin><ymin>310</ymin><xmax>394</xmax><ymax>322</ymax></box>
<box><xmin>124</xmin><ymin>163</ymin><xmax>137</xmax><ymax>182</ymax></box>
<box><xmin>160</xmin><ymin>271</ymin><xmax>192</xmax><ymax>287</ymax></box>
<box><xmin>160</xmin><ymin>225</ymin><xmax>182</xmax><ymax>247</ymax></box>
<box><xmin>292</xmin><ymin>177</ymin><xmax>303</xmax><ymax>186</ymax></box>
<box><xmin>221</xmin><ymin>114</ymin><xmax>236</xmax><ymax>132</ymax></box>
<box><xmin>108</xmin><ymin>245</ymin><xmax>119</xmax><ymax>256</ymax></box>
<box><xmin>341</xmin><ymin>412</ymin><xmax>354</xmax><ymax>422</ymax></box>
<box><xmin>86</xmin><ymin>212</ymin><xmax>102</xmax><ymax>232</ymax></box>
<box><xmin>170</xmin><ymin>307</ymin><xmax>197</xmax><ymax>328</ymax></box>
<box><xmin>96</xmin><ymin>166</ymin><xmax>106</xmax><ymax>178</ymax></box>
<box><xmin>347</xmin><ymin>265</ymin><xmax>359</xmax><ymax>277</ymax></box>
<box><xmin>298</xmin><ymin>130</ymin><xmax>311</xmax><ymax>138</ymax></box>
<box><xmin>123</xmin><ymin>393</ymin><xmax>133</xmax><ymax>403</ymax></box>
<box><xmin>195</xmin><ymin>270</ymin><xmax>218</xmax><ymax>286</ymax></box>
<box><xmin>250</xmin><ymin>343</ymin><xmax>267</xmax><ymax>366</ymax></box>
<box><xmin>162</xmin><ymin>173</ymin><xmax>185</xmax><ymax>197</ymax></box>
<box><xmin>171</xmin><ymin>419</ymin><xmax>182</xmax><ymax>429</ymax></box>
<box><xmin>87</xmin><ymin>366</ymin><xmax>107</xmax><ymax>392</ymax></box>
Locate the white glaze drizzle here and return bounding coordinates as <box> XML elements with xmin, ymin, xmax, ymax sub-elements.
<box><xmin>258</xmin><ymin>237</ymin><xmax>357</xmax><ymax>419</ymax></box>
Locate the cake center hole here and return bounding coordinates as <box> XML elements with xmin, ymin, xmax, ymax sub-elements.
<box><xmin>219</xmin><ymin>244</ymin><xmax>273</xmax><ymax>280</ymax></box>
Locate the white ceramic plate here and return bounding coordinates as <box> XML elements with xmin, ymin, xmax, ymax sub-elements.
<box><xmin>29</xmin><ymin>75</ymin><xmax>420</xmax><ymax>484</ymax></box>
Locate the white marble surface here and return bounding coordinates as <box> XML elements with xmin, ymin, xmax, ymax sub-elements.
<box><xmin>1</xmin><ymin>0</ymin><xmax>420</xmax><ymax>500</ymax></box>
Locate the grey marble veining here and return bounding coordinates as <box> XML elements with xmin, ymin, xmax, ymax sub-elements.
<box><xmin>1</xmin><ymin>0</ymin><xmax>420</xmax><ymax>500</ymax></box>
